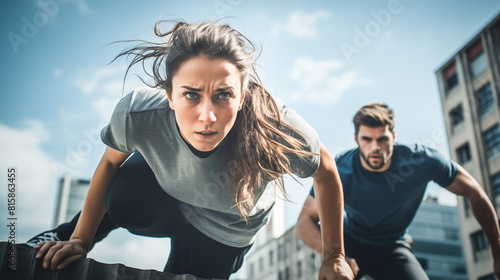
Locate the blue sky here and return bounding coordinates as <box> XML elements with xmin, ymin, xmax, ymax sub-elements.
<box><xmin>1</xmin><ymin>0</ymin><xmax>500</xmax><ymax>275</ymax></box>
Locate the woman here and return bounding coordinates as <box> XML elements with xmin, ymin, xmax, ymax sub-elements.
<box><xmin>29</xmin><ymin>21</ymin><xmax>353</xmax><ymax>280</ymax></box>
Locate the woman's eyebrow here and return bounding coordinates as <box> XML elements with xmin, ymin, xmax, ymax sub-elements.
<box><xmin>181</xmin><ymin>86</ymin><xmax>202</xmax><ymax>91</ymax></box>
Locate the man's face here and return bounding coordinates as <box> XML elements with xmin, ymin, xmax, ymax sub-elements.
<box><xmin>355</xmin><ymin>125</ymin><xmax>395</xmax><ymax>172</ymax></box>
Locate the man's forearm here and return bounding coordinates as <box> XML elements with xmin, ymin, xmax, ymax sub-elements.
<box><xmin>469</xmin><ymin>192</ymin><xmax>500</xmax><ymax>258</ymax></box>
<box><xmin>296</xmin><ymin>216</ymin><xmax>322</xmax><ymax>254</ymax></box>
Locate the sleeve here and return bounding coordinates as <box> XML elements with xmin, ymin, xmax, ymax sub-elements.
<box><xmin>423</xmin><ymin>145</ymin><xmax>459</xmax><ymax>188</ymax></box>
<box><xmin>100</xmin><ymin>93</ymin><xmax>135</xmax><ymax>154</ymax></box>
<box><xmin>274</xmin><ymin>96</ymin><xmax>321</xmax><ymax>178</ymax></box>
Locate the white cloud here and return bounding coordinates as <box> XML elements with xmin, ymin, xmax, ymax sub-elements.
<box><xmin>288</xmin><ymin>56</ymin><xmax>371</xmax><ymax>105</ymax></box>
<box><xmin>71</xmin><ymin>65</ymin><xmax>144</xmax><ymax>120</ymax></box>
<box><xmin>0</xmin><ymin>121</ymin><xmax>58</xmax><ymax>240</ymax></box>
<box><xmin>272</xmin><ymin>10</ymin><xmax>330</xmax><ymax>38</ymax></box>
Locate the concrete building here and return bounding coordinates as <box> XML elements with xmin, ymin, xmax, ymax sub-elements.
<box><xmin>53</xmin><ymin>176</ymin><xmax>90</xmax><ymax>227</ymax></box>
<box><xmin>407</xmin><ymin>197</ymin><xmax>468</xmax><ymax>280</ymax></box>
<box><xmin>246</xmin><ymin>198</ymin><xmax>466</xmax><ymax>280</ymax></box>
<box><xmin>436</xmin><ymin>12</ymin><xmax>500</xmax><ymax>280</ymax></box>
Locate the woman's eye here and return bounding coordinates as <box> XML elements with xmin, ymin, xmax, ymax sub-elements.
<box><xmin>218</xmin><ymin>92</ymin><xmax>231</xmax><ymax>99</ymax></box>
<box><xmin>185</xmin><ymin>92</ymin><xmax>199</xmax><ymax>99</ymax></box>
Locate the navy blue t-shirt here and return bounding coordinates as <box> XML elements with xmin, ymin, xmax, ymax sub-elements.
<box><xmin>310</xmin><ymin>143</ymin><xmax>458</xmax><ymax>245</ymax></box>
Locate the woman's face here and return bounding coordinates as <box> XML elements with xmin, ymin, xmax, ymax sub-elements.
<box><xmin>167</xmin><ymin>55</ymin><xmax>244</xmax><ymax>152</ymax></box>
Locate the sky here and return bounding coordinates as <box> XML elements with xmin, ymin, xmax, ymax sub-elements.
<box><xmin>1</xmin><ymin>0</ymin><xmax>500</xmax><ymax>276</ymax></box>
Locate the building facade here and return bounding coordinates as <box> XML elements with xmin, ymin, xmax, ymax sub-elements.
<box><xmin>53</xmin><ymin>176</ymin><xmax>90</xmax><ymax>227</ymax></box>
<box><xmin>436</xmin><ymin>13</ymin><xmax>500</xmax><ymax>280</ymax></box>
<box><xmin>246</xmin><ymin>198</ymin><xmax>466</xmax><ymax>280</ymax></box>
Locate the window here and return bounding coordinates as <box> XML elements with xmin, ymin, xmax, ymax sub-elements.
<box><xmin>468</xmin><ymin>39</ymin><xmax>488</xmax><ymax>78</ymax></box>
<box><xmin>443</xmin><ymin>61</ymin><xmax>459</xmax><ymax>91</ymax></box>
<box><xmin>456</xmin><ymin>143</ymin><xmax>471</xmax><ymax>164</ymax></box>
<box><xmin>296</xmin><ymin>238</ymin><xmax>303</xmax><ymax>251</ymax></box>
<box><xmin>297</xmin><ymin>261</ymin><xmax>302</xmax><ymax>278</ymax></box>
<box><xmin>259</xmin><ymin>257</ymin><xmax>264</xmax><ymax>272</ymax></box>
<box><xmin>449</xmin><ymin>104</ymin><xmax>464</xmax><ymax>130</ymax></box>
<box><xmin>492</xmin><ymin>173</ymin><xmax>500</xmax><ymax>207</ymax></box>
<box><xmin>278</xmin><ymin>271</ymin><xmax>283</xmax><ymax>280</ymax></box>
<box><xmin>484</xmin><ymin>125</ymin><xmax>500</xmax><ymax>159</ymax></box>
<box><xmin>311</xmin><ymin>253</ymin><xmax>318</xmax><ymax>271</ymax></box>
<box><xmin>278</xmin><ymin>244</ymin><xmax>282</xmax><ymax>261</ymax></box>
<box><xmin>285</xmin><ymin>267</ymin><xmax>290</xmax><ymax>280</ymax></box>
<box><xmin>476</xmin><ymin>83</ymin><xmax>494</xmax><ymax>118</ymax></box>
<box><xmin>464</xmin><ymin>197</ymin><xmax>472</xmax><ymax>218</ymax></box>
<box><xmin>471</xmin><ymin>230</ymin><xmax>489</xmax><ymax>262</ymax></box>
<box><xmin>269</xmin><ymin>250</ymin><xmax>274</xmax><ymax>266</ymax></box>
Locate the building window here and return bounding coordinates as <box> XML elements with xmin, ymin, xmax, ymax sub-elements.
<box><xmin>269</xmin><ymin>250</ymin><xmax>274</xmax><ymax>266</ymax></box>
<box><xmin>468</xmin><ymin>39</ymin><xmax>488</xmax><ymax>78</ymax></box>
<box><xmin>297</xmin><ymin>261</ymin><xmax>302</xmax><ymax>278</ymax></box>
<box><xmin>478</xmin><ymin>273</ymin><xmax>496</xmax><ymax>280</ymax></box>
<box><xmin>492</xmin><ymin>173</ymin><xmax>500</xmax><ymax>207</ymax></box>
<box><xmin>476</xmin><ymin>83</ymin><xmax>494</xmax><ymax>118</ymax></box>
<box><xmin>443</xmin><ymin>61</ymin><xmax>459</xmax><ymax>91</ymax></box>
<box><xmin>449</xmin><ymin>104</ymin><xmax>464</xmax><ymax>132</ymax></box>
<box><xmin>296</xmin><ymin>238</ymin><xmax>303</xmax><ymax>251</ymax></box>
<box><xmin>278</xmin><ymin>244</ymin><xmax>282</xmax><ymax>261</ymax></box>
<box><xmin>456</xmin><ymin>143</ymin><xmax>471</xmax><ymax>164</ymax></box>
<box><xmin>278</xmin><ymin>271</ymin><xmax>283</xmax><ymax>280</ymax></box>
<box><xmin>311</xmin><ymin>253</ymin><xmax>318</xmax><ymax>271</ymax></box>
<box><xmin>259</xmin><ymin>257</ymin><xmax>264</xmax><ymax>272</ymax></box>
<box><xmin>285</xmin><ymin>267</ymin><xmax>290</xmax><ymax>280</ymax></box>
<box><xmin>471</xmin><ymin>230</ymin><xmax>489</xmax><ymax>262</ymax></box>
<box><xmin>464</xmin><ymin>197</ymin><xmax>472</xmax><ymax>218</ymax></box>
<box><xmin>484</xmin><ymin>125</ymin><xmax>500</xmax><ymax>159</ymax></box>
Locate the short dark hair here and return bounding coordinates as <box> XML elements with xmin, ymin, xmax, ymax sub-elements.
<box><xmin>353</xmin><ymin>102</ymin><xmax>395</xmax><ymax>134</ymax></box>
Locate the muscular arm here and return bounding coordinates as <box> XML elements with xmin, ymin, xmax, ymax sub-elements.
<box><xmin>446</xmin><ymin>165</ymin><xmax>500</xmax><ymax>277</ymax></box>
<box><xmin>296</xmin><ymin>196</ymin><xmax>322</xmax><ymax>254</ymax></box>
<box><xmin>35</xmin><ymin>147</ymin><xmax>130</xmax><ymax>270</ymax></box>
<box><xmin>310</xmin><ymin>143</ymin><xmax>353</xmax><ymax>280</ymax></box>
<box><xmin>70</xmin><ymin>147</ymin><xmax>131</xmax><ymax>249</ymax></box>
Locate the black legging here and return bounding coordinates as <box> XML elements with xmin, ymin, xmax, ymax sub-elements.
<box><xmin>56</xmin><ymin>153</ymin><xmax>251</xmax><ymax>279</ymax></box>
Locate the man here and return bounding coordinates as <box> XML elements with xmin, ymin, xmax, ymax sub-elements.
<box><xmin>296</xmin><ymin>103</ymin><xmax>500</xmax><ymax>279</ymax></box>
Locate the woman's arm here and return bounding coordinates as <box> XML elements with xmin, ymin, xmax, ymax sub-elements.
<box><xmin>311</xmin><ymin>143</ymin><xmax>353</xmax><ymax>280</ymax></box>
<box><xmin>34</xmin><ymin>147</ymin><xmax>130</xmax><ymax>270</ymax></box>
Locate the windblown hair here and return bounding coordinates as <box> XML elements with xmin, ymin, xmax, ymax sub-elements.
<box><xmin>113</xmin><ymin>21</ymin><xmax>315</xmax><ymax>222</ymax></box>
<box><xmin>353</xmin><ymin>102</ymin><xmax>395</xmax><ymax>135</ymax></box>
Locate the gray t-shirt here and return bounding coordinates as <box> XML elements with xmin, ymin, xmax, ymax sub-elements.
<box><xmin>101</xmin><ymin>87</ymin><xmax>320</xmax><ymax>247</ymax></box>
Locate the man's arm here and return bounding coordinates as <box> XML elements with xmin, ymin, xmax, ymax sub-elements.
<box><xmin>446</xmin><ymin>165</ymin><xmax>500</xmax><ymax>278</ymax></box>
<box><xmin>296</xmin><ymin>195</ymin><xmax>322</xmax><ymax>254</ymax></box>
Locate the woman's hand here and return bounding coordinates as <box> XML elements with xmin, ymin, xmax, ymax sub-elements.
<box><xmin>318</xmin><ymin>255</ymin><xmax>355</xmax><ymax>280</ymax></box>
<box><xmin>34</xmin><ymin>239</ymin><xmax>88</xmax><ymax>270</ymax></box>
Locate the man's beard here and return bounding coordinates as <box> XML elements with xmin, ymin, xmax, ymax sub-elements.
<box><xmin>360</xmin><ymin>152</ymin><xmax>386</xmax><ymax>170</ymax></box>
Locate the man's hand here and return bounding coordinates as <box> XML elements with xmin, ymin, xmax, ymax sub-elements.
<box><xmin>318</xmin><ymin>255</ymin><xmax>355</xmax><ymax>280</ymax></box>
<box><xmin>34</xmin><ymin>239</ymin><xmax>88</xmax><ymax>270</ymax></box>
